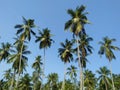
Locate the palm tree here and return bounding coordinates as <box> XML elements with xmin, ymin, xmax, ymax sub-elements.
<box><xmin>67</xmin><ymin>65</ymin><xmax>77</xmax><ymax>90</ymax></box>
<box><xmin>84</xmin><ymin>69</ymin><xmax>96</xmax><ymax>90</ymax></box>
<box><xmin>32</xmin><ymin>55</ymin><xmax>43</xmax><ymax>90</ymax></box>
<box><xmin>0</xmin><ymin>42</ymin><xmax>12</xmax><ymax>61</ymax></box>
<box><xmin>47</xmin><ymin>73</ymin><xmax>59</xmax><ymax>90</ymax></box>
<box><xmin>7</xmin><ymin>43</ymin><xmax>31</xmax><ymax>89</ymax></box>
<box><xmin>64</xmin><ymin>5</ymin><xmax>90</xmax><ymax>90</ymax></box>
<box><xmin>96</xmin><ymin>66</ymin><xmax>111</xmax><ymax>90</ymax></box>
<box><xmin>67</xmin><ymin>65</ymin><xmax>77</xmax><ymax>83</ymax></box>
<box><xmin>58</xmin><ymin>39</ymin><xmax>73</xmax><ymax>90</ymax></box>
<box><xmin>35</xmin><ymin>28</ymin><xmax>54</xmax><ymax>88</ymax></box>
<box><xmin>15</xmin><ymin>17</ymin><xmax>36</xmax><ymax>41</ymax></box>
<box><xmin>3</xmin><ymin>69</ymin><xmax>14</xmax><ymax>90</ymax></box>
<box><xmin>14</xmin><ymin>17</ymin><xmax>36</xmax><ymax>88</ymax></box>
<box><xmin>98</xmin><ymin>36</ymin><xmax>120</xmax><ymax>90</ymax></box>
<box><xmin>113</xmin><ymin>74</ymin><xmax>120</xmax><ymax>90</ymax></box>
<box><xmin>18</xmin><ymin>73</ymin><xmax>32</xmax><ymax>90</ymax></box>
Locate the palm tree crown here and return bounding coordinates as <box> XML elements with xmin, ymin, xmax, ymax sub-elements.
<box><xmin>15</xmin><ymin>17</ymin><xmax>36</xmax><ymax>41</ymax></box>
<box><xmin>65</xmin><ymin>5</ymin><xmax>89</xmax><ymax>36</ymax></box>
<box><xmin>98</xmin><ymin>36</ymin><xmax>120</xmax><ymax>62</ymax></box>
<box><xmin>35</xmin><ymin>28</ymin><xmax>54</xmax><ymax>49</ymax></box>
<box><xmin>58</xmin><ymin>39</ymin><xmax>73</xmax><ymax>63</ymax></box>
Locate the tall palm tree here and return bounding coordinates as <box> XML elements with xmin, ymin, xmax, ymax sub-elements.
<box><xmin>64</xmin><ymin>5</ymin><xmax>90</xmax><ymax>90</ymax></box>
<box><xmin>0</xmin><ymin>42</ymin><xmax>12</xmax><ymax>61</ymax></box>
<box><xmin>35</xmin><ymin>28</ymin><xmax>54</xmax><ymax>88</ymax></box>
<box><xmin>32</xmin><ymin>55</ymin><xmax>43</xmax><ymax>90</ymax></box>
<box><xmin>96</xmin><ymin>66</ymin><xmax>111</xmax><ymax>90</ymax></box>
<box><xmin>58</xmin><ymin>39</ymin><xmax>73</xmax><ymax>90</ymax></box>
<box><xmin>14</xmin><ymin>17</ymin><xmax>36</xmax><ymax>88</ymax></box>
<box><xmin>98</xmin><ymin>36</ymin><xmax>120</xmax><ymax>90</ymax></box>
<box><xmin>8</xmin><ymin>43</ymin><xmax>31</xmax><ymax>89</ymax></box>
<box><xmin>84</xmin><ymin>69</ymin><xmax>96</xmax><ymax>90</ymax></box>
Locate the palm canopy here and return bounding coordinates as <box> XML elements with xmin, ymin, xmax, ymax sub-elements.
<box><xmin>47</xmin><ymin>73</ymin><xmax>58</xmax><ymax>85</ymax></box>
<box><xmin>84</xmin><ymin>69</ymin><xmax>96</xmax><ymax>90</ymax></box>
<box><xmin>32</xmin><ymin>55</ymin><xmax>43</xmax><ymax>73</ymax></box>
<box><xmin>98</xmin><ymin>36</ymin><xmax>120</xmax><ymax>62</ymax></box>
<box><xmin>65</xmin><ymin>5</ymin><xmax>89</xmax><ymax>36</ymax></box>
<box><xmin>7</xmin><ymin>44</ymin><xmax>31</xmax><ymax>74</ymax></box>
<box><xmin>35</xmin><ymin>28</ymin><xmax>54</xmax><ymax>49</ymax></box>
<box><xmin>74</xmin><ymin>34</ymin><xmax>93</xmax><ymax>68</ymax></box>
<box><xmin>58</xmin><ymin>39</ymin><xmax>73</xmax><ymax>63</ymax></box>
<box><xmin>67</xmin><ymin>65</ymin><xmax>77</xmax><ymax>81</ymax></box>
<box><xmin>18</xmin><ymin>73</ymin><xmax>32</xmax><ymax>90</ymax></box>
<box><xmin>96</xmin><ymin>66</ymin><xmax>111</xmax><ymax>89</ymax></box>
<box><xmin>0</xmin><ymin>42</ymin><xmax>12</xmax><ymax>61</ymax></box>
<box><xmin>15</xmin><ymin>17</ymin><xmax>36</xmax><ymax>41</ymax></box>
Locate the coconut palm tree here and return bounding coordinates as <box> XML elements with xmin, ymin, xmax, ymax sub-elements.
<box><xmin>64</xmin><ymin>5</ymin><xmax>90</xmax><ymax>90</ymax></box>
<box><xmin>98</xmin><ymin>36</ymin><xmax>120</xmax><ymax>90</ymax></box>
<box><xmin>7</xmin><ymin>43</ymin><xmax>30</xmax><ymax>89</ymax></box>
<box><xmin>113</xmin><ymin>74</ymin><xmax>120</xmax><ymax>90</ymax></box>
<box><xmin>84</xmin><ymin>69</ymin><xmax>96</xmax><ymax>90</ymax></box>
<box><xmin>96</xmin><ymin>66</ymin><xmax>111</xmax><ymax>90</ymax></box>
<box><xmin>0</xmin><ymin>42</ymin><xmax>12</xmax><ymax>61</ymax></box>
<box><xmin>47</xmin><ymin>73</ymin><xmax>59</xmax><ymax>90</ymax></box>
<box><xmin>35</xmin><ymin>28</ymin><xmax>54</xmax><ymax>89</ymax></box>
<box><xmin>32</xmin><ymin>55</ymin><xmax>43</xmax><ymax>90</ymax></box>
<box><xmin>14</xmin><ymin>17</ymin><xmax>36</xmax><ymax>88</ymax></box>
<box><xmin>18</xmin><ymin>73</ymin><xmax>32</xmax><ymax>90</ymax></box>
<box><xmin>67</xmin><ymin>65</ymin><xmax>77</xmax><ymax>83</ymax></box>
<box><xmin>58</xmin><ymin>39</ymin><xmax>73</xmax><ymax>90</ymax></box>
<box><xmin>73</xmin><ymin>34</ymin><xmax>93</xmax><ymax>89</ymax></box>
<box><xmin>15</xmin><ymin>17</ymin><xmax>36</xmax><ymax>41</ymax></box>
<box><xmin>67</xmin><ymin>65</ymin><xmax>77</xmax><ymax>90</ymax></box>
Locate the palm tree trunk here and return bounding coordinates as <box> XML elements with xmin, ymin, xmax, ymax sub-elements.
<box><xmin>109</xmin><ymin>61</ymin><xmax>115</xmax><ymax>90</ymax></box>
<box><xmin>76</xmin><ymin>37</ymin><xmax>83</xmax><ymax>90</ymax></box>
<box><xmin>16</xmin><ymin>41</ymin><xmax>24</xmax><ymax>88</ymax></box>
<box><xmin>105</xmin><ymin>81</ymin><xmax>108</xmax><ymax>90</ymax></box>
<box><xmin>61</xmin><ymin>64</ymin><xmax>66</xmax><ymax>90</ymax></box>
<box><xmin>9</xmin><ymin>70</ymin><xmax>16</xmax><ymax>90</ymax></box>
<box><xmin>40</xmin><ymin>48</ymin><xmax>46</xmax><ymax>90</ymax></box>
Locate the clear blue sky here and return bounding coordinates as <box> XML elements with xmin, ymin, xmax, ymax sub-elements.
<box><xmin>0</xmin><ymin>0</ymin><xmax>120</xmax><ymax>80</ymax></box>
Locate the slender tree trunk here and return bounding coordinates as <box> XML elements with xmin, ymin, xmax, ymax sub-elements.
<box><xmin>105</xmin><ymin>81</ymin><xmax>108</xmax><ymax>90</ymax></box>
<box><xmin>61</xmin><ymin>64</ymin><xmax>66</xmax><ymax>90</ymax></box>
<box><xmin>9</xmin><ymin>70</ymin><xmax>16</xmax><ymax>90</ymax></box>
<box><xmin>76</xmin><ymin>37</ymin><xmax>83</xmax><ymax>90</ymax></box>
<box><xmin>16</xmin><ymin>41</ymin><xmax>24</xmax><ymax>88</ymax></box>
<box><xmin>40</xmin><ymin>48</ymin><xmax>46</xmax><ymax>90</ymax></box>
<box><xmin>109</xmin><ymin>61</ymin><xmax>115</xmax><ymax>90</ymax></box>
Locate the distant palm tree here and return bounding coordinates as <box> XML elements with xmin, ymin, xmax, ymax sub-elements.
<box><xmin>35</xmin><ymin>28</ymin><xmax>54</xmax><ymax>89</ymax></box>
<box><xmin>3</xmin><ymin>69</ymin><xmax>14</xmax><ymax>90</ymax></box>
<box><xmin>47</xmin><ymin>73</ymin><xmax>59</xmax><ymax>90</ymax></box>
<box><xmin>67</xmin><ymin>65</ymin><xmax>77</xmax><ymax>83</ymax></box>
<box><xmin>67</xmin><ymin>65</ymin><xmax>77</xmax><ymax>90</ymax></box>
<box><xmin>96</xmin><ymin>66</ymin><xmax>111</xmax><ymax>90</ymax></box>
<box><xmin>64</xmin><ymin>5</ymin><xmax>90</xmax><ymax>90</ymax></box>
<box><xmin>18</xmin><ymin>73</ymin><xmax>32</xmax><ymax>90</ymax></box>
<box><xmin>84</xmin><ymin>69</ymin><xmax>96</xmax><ymax>90</ymax></box>
<box><xmin>58</xmin><ymin>39</ymin><xmax>73</xmax><ymax>90</ymax></box>
<box><xmin>0</xmin><ymin>42</ymin><xmax>12</xmax><ymax>61</ymax></box>
<box><xmin>98</xmin><ymin>37</ymin><xmax>120</xmax><ymax>90</ymax></box>
<box><xmin>32</xmin><ymin>55</ymin><xmax>43</xmax><ymax>90</ymax></box>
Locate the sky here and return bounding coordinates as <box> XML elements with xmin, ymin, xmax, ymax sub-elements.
<box><xmin>0</xmin><ymin>0</ymin><xmax>120</xmax><ymax>80</ymax></box>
